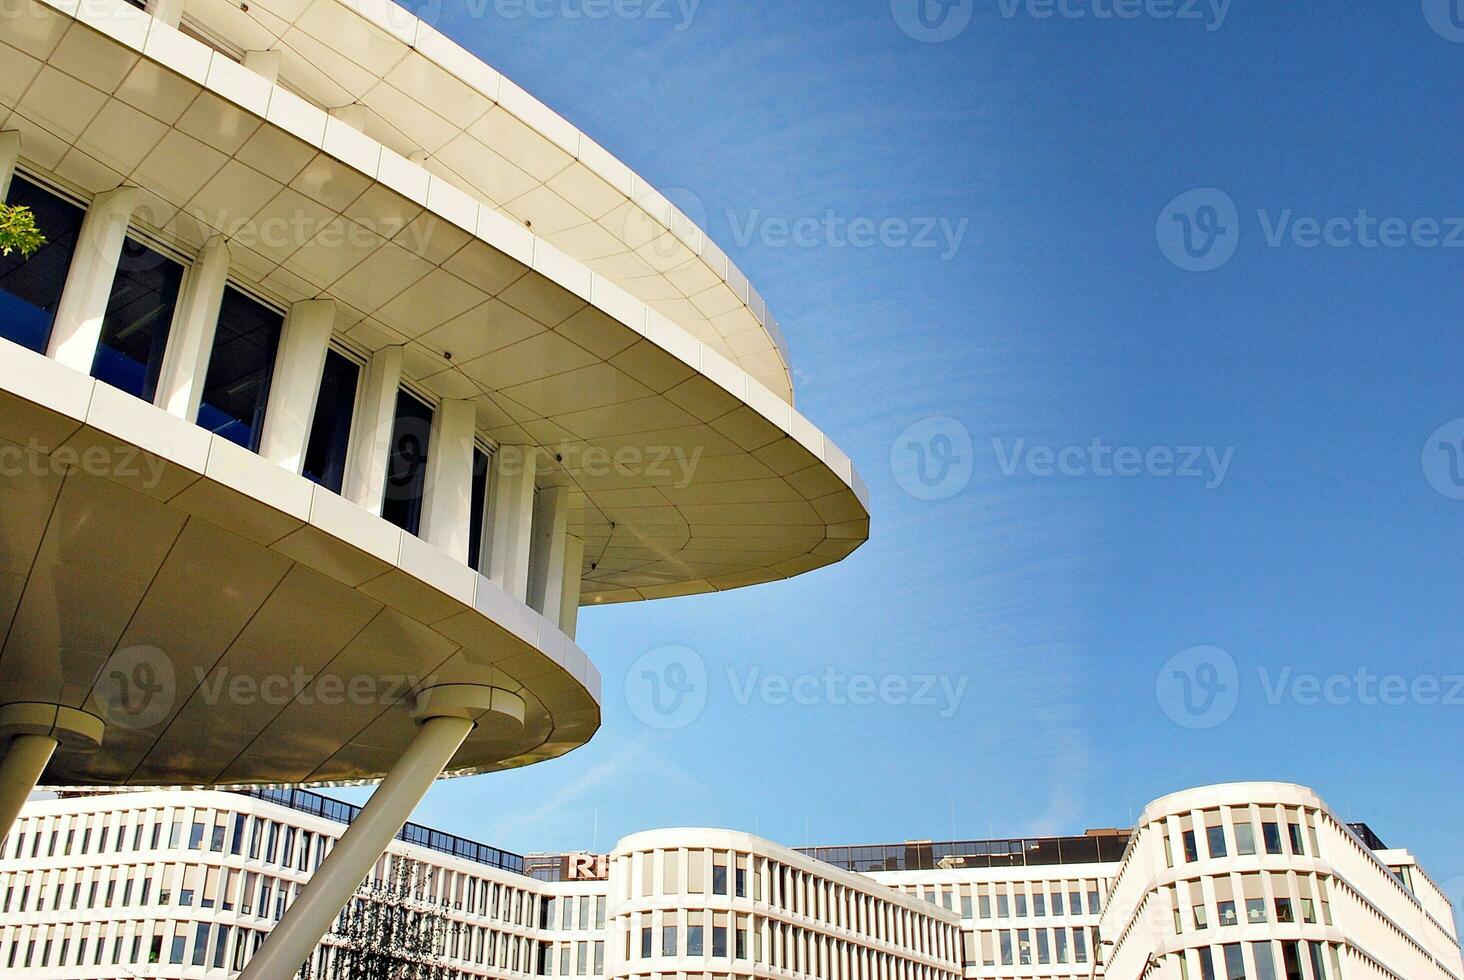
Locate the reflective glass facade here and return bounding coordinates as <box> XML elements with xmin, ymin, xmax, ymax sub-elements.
<box><xmin>0</xmin><ymin>177</ymin><xmax>84</xmax><ymax>353</ymax></box>
<box><xmin>90</xmin><ymin>237</ymin><xmax>184</xmax><ymax>401</ymax></box>
<box><xmin>301</xmin><ymin>349</ymin><xmax>359</xmax><ymax>493</ymax></box>
<box><xmin>381</xmin><ymin>389</ymin><xmax>433</xmax><ymax>535</ymax></box>
<box><xmin>198</xmin><ymin>287</ymin><xmax>283</xmax><ymax>451</ymax></box>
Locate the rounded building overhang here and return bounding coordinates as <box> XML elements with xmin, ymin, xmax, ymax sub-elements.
<box><xmin>0</xmin><ymin>345</ymin><xmax>600</xmax><ymax>788</ymax></box>
<box><xmin>1</xmin><ymin>0</ymin><xmax>871</xmax><ymax>603</ymax></box>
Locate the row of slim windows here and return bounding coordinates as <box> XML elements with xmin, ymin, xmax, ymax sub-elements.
<box><xmin>1174</xmin><ymin>939</ymin><xmax>1342</xmax><ymax>980</ymax></box>
<box><xmin>1166</xmin><ymin>807</ymin><xmax>1319</xmax><ymax>868</ymax></box>
<box><xmin>961</xmin><ymin>925</ymin><xmax>1092</xmax><ymax>968</ymax></box>
<box><xmin>540</xmin><ymin>894</ymin><xmax>609</xmax><ymax>932</ymax></box>
<box><xmin>0</xmin><ymin>176</ymin><xmax>495</xmax><ymax>555</ymax></box>
<box><xmin>1170</xmin><ymin>872</ymin><xmax>1333</xmax><ymax>935</ymax></box>
<box><xmin>2</xmin><ymin>919</ymin><xmax>268</xmax><ymax>973</ymax></box>
<box><xmin>631</xmin><ymin>918</ymin><xmax>955</xmax><ymax>980</ymax></box>
<box><xmin>630</xmin><ymin>850</ymin><xmax>957</xmax><ymax>956</ymax></box>
<box><xmin>5</xmin><ymin>807</ymin><xmax>326</xmax><ymax>872</ymax></box>
<box><xmin>1</xmin><ymin>862</ymin><xmax>300</xmax><ymax>920</ymax></box>
<box><xmin>898</xmin><ymin>880</ymin><xmax>1103</xmax><ymax>920</ymax></box>
<box><xmin>1</xmin><ymin>915</ymin><xmax>519</xmax><ymax>977</ymax></box>
<box><xmin>3</xmin><ymin>808</ymin><xmax>543</xmax><ymax>927</ymax></box>
<box><xmin>539</xmin><ymin>939</ymin><xmax>606</xmax><ymax>976</ymax></box>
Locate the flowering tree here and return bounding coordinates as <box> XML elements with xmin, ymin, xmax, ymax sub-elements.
<box><xmin>0</xmin><ymin>204</ymin><xmax>44</xmax><ymax>257</ymax></box>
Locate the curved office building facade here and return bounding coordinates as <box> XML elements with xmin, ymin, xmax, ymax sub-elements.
<box><xmin>0</xmin><ymin>782</ymin><xmax>1457</xmax><ymax>980</ymax></box>
<box><xmin>0</xmin><ymin>0</ymin><xmax>869</xmax><ymax>969</ymax></box>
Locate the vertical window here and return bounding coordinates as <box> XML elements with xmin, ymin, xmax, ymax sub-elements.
<box><xmin>91</xmin><ymin>238</ymin><xmax>183</xmax><ymax>400</ymax></box>
<box><xmin>1262</xmin><ymin>822</ymin><xmax>1283</xmax><ymax>855</ymax></box>
<box><xmin>1235</xmin><ymin>819</ymin><xmax>1257</xmax><ymax>856</ymax></box>
<box><xmin>1252</xmin><ymin>942</ymin><xmax>1278</xmax><ymax>980</ymax></box>
<box><xmin>1281</xmin><ymin>942</ymin><xmax>1304</xmax><ymax>980</ymax></box>
<box><xmin>191</xmin><ymin>924</ymin><xmax>209</xmax><ymax>966</ymax></box>
<box><xmin>1197</xmin><ymin>947</ymin><xmax>1217</xmax><ymax>980</ymax></box>
<box><xmin>661</xmin><ymin>925</ymin><xmax>677</xmax><ymax>957</ymax></box>
<box><xmin>302</xmin><ymin>349</ymin><xmax>359</xmax><ymax>493</ymax></box>
<box><xmin>1206</xmin><ymin>822</ymin><xmax>1228</xmax><ymax>859</ymax></box>
<box><xmin>381</xmin><ymin>390</ymin><xmax>433</xmax><ymax>535</ymax></box>
<box><xmin>0</xmin><ymin>177</ymin><xmax>85</xmax><ymax>353</ymax></box>
<box><xmin>1223</xmin><ymin>944</ymin><xmax>1246</xmax><ymax>980</ymax></box>
<box><xmin>198</xmin><ymin>287</ymin><xmax>282</xmax><ymax>451</ymax></box>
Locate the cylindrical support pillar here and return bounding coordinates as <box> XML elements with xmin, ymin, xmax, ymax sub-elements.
<box><xmin>0</xmin><ymin>702</ymin><xmax>104</xmax><ymax>839</ymax></box>
<box><xmin>235</xmin><ymin>681</ymin><xmax>527</xmax><ymax>980</ymax></box>
<box><xmin>527</xmin><ymin>485</ymin><xmax>569</xmax><ymax>618</ymax></box>
<box><xmin>558</xmin><ymin>533</ymin><xmax>585</xmax><ymax>638</ymax></box>
<box><xmin>156</xmin><ymin>235</ymin><xmax>230</xmax><ymax>421</ymax></box>
<box><xmin>258</xmin><ymin>299</ymin><xmax>335</xmax><ymax>473</ymax></box>
<box><xmin>419</xmin><ymin>398</ymin><xmax>477</xmax><ymax>562</ymax></box>
<box><xmin>485</xmin><ymin>445</ymin><xmax>538</xmax><ymax>602</ymax></box>
<box><xmin>46</xmin><ymin>186</ymin><xmax>139</xmax><ymax>374</ymax></box>
<box><xmin>342</xmin><ymin>346</ymin><xmax>404</xmax><ymax>515</ymax></box>
<box><xmin>237</xmin><ymin>714</ymin><xmax>472</xmax><ymax>980</ymax></box>
<box><xmin>0</xmin><ymin>131</ymin><xmax>20</xmax><ymax>200</ymax></box>
<box><xmin>0</xmin><ymin>735</ymin><xmax>57</xmax><ymax>839</ymax></box>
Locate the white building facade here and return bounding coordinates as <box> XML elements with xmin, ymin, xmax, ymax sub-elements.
<box><xmin>0</xmin><ymin>0</ymin><xmax>869</xmax><ymax>969</ymax></box>
<box><xmin>0</xmin><ymin>782</ymin><xmax>1456</xmax><ymax>980</ymax></box>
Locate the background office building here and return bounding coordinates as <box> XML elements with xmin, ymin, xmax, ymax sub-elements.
<box><xmin>0</xmin><ymin>782</ymin><xmax>1457</xmax><ymax>980</ymax></box>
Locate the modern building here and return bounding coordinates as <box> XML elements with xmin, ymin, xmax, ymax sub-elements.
<box><xmin>0</xmin><ymin>0</ymin><xmax>869</xmax><ymax>971</ymax></box>
<box><xmin>0</xmin><ymin>782</ymin><xmax>1457</xmax><ymax>980</ymax></box>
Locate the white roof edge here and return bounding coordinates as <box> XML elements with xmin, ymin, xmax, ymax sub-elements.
<box><xmin>51</xmin><ymin>0</ymin><xmax>864</xmax><ymax>521</ymax></box>
<box><xmin>340</xmin><ymin>0</ymin><xmax>793</xmax><ymax>379</ymax></box>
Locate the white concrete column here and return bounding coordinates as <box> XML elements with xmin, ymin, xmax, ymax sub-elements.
<box><xmin>558</xmin><ymin>534</ymin><xmax>584</xmax><ymax>638</ymax></box>
<box><xmin>156</xmin><ymin>236</ymin><xmax>230</xmax><ymax>419</ymax></box>
<box><xmin>146</xmin><ymin>0</ymin><xmax>185</xmax><ymax>26</ymax></box>
<box><xmin>418</xmin><ymin>398</ymin><xmax>476</xmax><ymax>561</ymax></box>
<box><xmin>46</xmin><ymin>186</ymin><xmax>139</xmax><ymax>373</ymax></box>
<box><xmin>235</xmin><ymin>684</ymin><xmax>521</xmax><ymax>980</ymax></box>
<box><xmin>0</xmin><ymin>735</ymin><xmax>55</xmax><ymax>839</ymax></box>
<box><xmin>485</xmin><ymin>446</ymin><xmax>537</xmax><ymax>602</ymax></box>
<box><xmin>235</xmin><ymin>715</ymin><xmax>472</xmax><ymax>980</ymax></box>
<box><xmin>241</xmin><ymin>50</ymin><xmax>281</xmax><ymax>85</ymax></box>
<box><xmin>0</xmin><ymin>131</ymin><xmax>20</xmax><ymax>200</ymax></box>
<box><xmin>0</xmin><ymin>703</ymin><xmax>104</xmax><ymax>839</ymax></box>
<box><xmin>342</xmin><ymin>346</ymin><xmax>403</xmax><ymax>515</ymax></box>
<box><xmin>257</xmin><ymin>299</ymin><xmax>335</xmax><ymax>474</ymax></box>
<box><xmin>527</xmin><ymin>485</ymin><xmax>569</xmax><ymax>618</ymax></box>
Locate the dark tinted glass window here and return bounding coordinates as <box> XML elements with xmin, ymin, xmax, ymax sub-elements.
<box><xmin>0</xmin><ymin>177</ymin><xmax>85</xmax><ymax>353</ymax></box>
<box><xmin>468</xmin><ymin>447</ymin><xmax>491</xmax><ymax>571</ymax></box>
<box><xmin>198</xmin><ymin>287</ymin><xmax>283</xmax><ymax>451</ymax></box>
<box><xmin>301</xmin><ymin>349</ymin><xmax>359</xmax><ymax>493</ymax></box>
<box><xmin>381</xmin><ymin>390</ymin><xmax>433</xmax><ymax>535</ymax></box>
<box><xmin>91</xmin><ymin>238</ymin><xmax>183</xmax><ymax>400</ymax></box>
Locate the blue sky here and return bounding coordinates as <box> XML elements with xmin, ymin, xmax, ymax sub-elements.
<box><xmin>338</xmin><ymin>0</ymin><xmax>1464</xmax><ymax>891</ymax></box>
